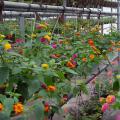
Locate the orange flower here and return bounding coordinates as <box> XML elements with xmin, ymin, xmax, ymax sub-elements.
<box><xmin>89</xmin><ymin>54</ymin><xmax>95</xmax><ymax>60</ymax></box>
<box><xmin>44</xmin><ymin>102</ymin><xmax>50</xmax><ymax>112</ymax></box>
<box><xmin>55</xmin><ymin>54</ymin><xmax>61</xmax><ymax>58</ymax></box>
<box><xmin>13</xmin><ymin>102</ymin><xmax>24</xmax><ymax>114</ymax></box>
<box><xmin>108</xmin><ymin>47</ymin><xmax>113</xmax><ymax>52</ymax></box>
<box><xmin>82</xmin><ymin>57</ymin><xmax>87</xmax><ymax>62</ymax></box>
<box><xmin>115</xmin><ymin>48</ymin><xmax>120</xmax><ymax>52</ymax></box>
<box><xmin>75</xmin><ymin>32</ymin><xmax>80</xmax><ymax>36</ymax></box>
<box><xmin>44</xmin><ymin>106</ymin><xmax>49</xmax><ymax>112</ymax></box>
<box><xmin>110</xmin><ymin>41</ymin><xmax>116</xmax><ymax>46</ymax></box>
<box><xmin>0</xmin><ymin>103</ymin><xmax>3</xmax><ymax>111</ymax></box>
<box><xmin>47</xmin><ymin>85</ymin><xmax>56</xmax><ymax>92</ymax></box>
<box><xmin>59</xmin><ymin>40</ymin><xmax>63</xmax><ymax>44</ymax></box>
<box><xmin>66</xmin><ymin>61</ymin><xmax>76</xmax><ymax>68</ymax></box>
<box><xmin>88</xmin><ymin>39</ymin><xmax>94</xmax><ymax>46</ymax></box>
<box><xmin>106</xmin><ymin>95</ymin><xmax>115</xmax><ymax>104</ymax></box>
<box><xmin>91</xmin><ymin>46</ymin><xmax>101</xmax><ymax>55</ymax></box>
<box><xmin>6</xmin><ymin>34</ymin><xmax>13</xmax><ymax>40</ymax></box>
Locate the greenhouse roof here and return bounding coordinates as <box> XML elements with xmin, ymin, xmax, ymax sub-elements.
<box><xmin>31</xmin><ymin>0</ymin><xmax>118</xmax><ymax>8</ymax></box>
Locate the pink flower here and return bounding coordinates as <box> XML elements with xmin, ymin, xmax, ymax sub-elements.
<box><xmin>45</xmin><ymin>22</ymin><xmax>49</xmax><ymax>26</ymax></box>
<box><xmin>40</xmin><ymin>38</ymin><xmax>47</xmax><ymax>43</ymax></box>
<box><xmin>109</xmin><ymin>79</ymin><xmax>113</xmax><ymax>84</ymax></box>
<box><xmin>107</xmin><ymin>70</ymin><xmax>113</xmax><ymax>77</ymax></box>
<box><xmin>50</xmin><ymin>54</ymin><xmax>58</xmax><ymax>59</ymax></box>
<box><xmin>72</xmin><ymin>53</ymin><xmax>78</xmax><ymax>59</ymax></box>
<box><xmin>36</xmin><ymin>25</ymin><xmax>43</xmax><ymax>30</ymax></box>
<box><xmin>116</xmin><ymin>115</ymin><xmax>120</xmax><ymax>120</ymax></box>
<box><xmin>16</xmin><ymin>39</ymin><xmax>24</xmax><ymax>44</ymax></box>
<box><xmin>51</xmin><ymin>43</ymin><xmax>57</xmax><ymax>49</ymax></box>
<box><xmin>101</xmin><ymin>103</ymin><xmax>109</xmax><ymax>112</ymax></box>
<box><xmin>72</xmin><ymin>61</ymin><xmax>77</xmax><ymax>65</ymax></box>
<box><xmin>111</xmin><ymin>61</ymin><xmax>118</xmax><ymax>65</ymax></box>
<box><xmin>62</xmin><ymin>55</ymin><xmax>66</xmax><ymax>58</ymax></box>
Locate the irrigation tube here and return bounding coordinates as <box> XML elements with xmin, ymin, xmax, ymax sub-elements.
<box><xmin>3</xmin><ymin>1</ymin><xmax>117</xmax><ymax>16</ymax></box>
<box><xmin>86</xmin><ymin>55</ymin><xmax>118</xmax><ymax>84</ymax></box>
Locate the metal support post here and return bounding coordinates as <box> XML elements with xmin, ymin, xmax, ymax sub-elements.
<box><xmin>111</xmin><ymin>0</ymin><xmax>113</xmax><ymax>32</ymax></box>
<box><xmin>63</xmin><ymin>0</ymin><xmax>67</xmax><ymax>20</ymax></box>
<box><xmin>19</xmin><ymin>16</ymin><xmax>25</xmax><ymax>39</ymax></box>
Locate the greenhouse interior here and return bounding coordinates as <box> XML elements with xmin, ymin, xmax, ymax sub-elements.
<box><xmin>1</xmin><ymin>0</ymin><xmax>120</xmax><ymax>120</ymax></box>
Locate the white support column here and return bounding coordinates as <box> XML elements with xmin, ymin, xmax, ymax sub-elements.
<box><xmin>117</xmin><ymin>0</ymin><xmax>120</xmax><ymax>30</ymax></box>
<box><xmin>19</xmin><ymin>16</ymin><xmax>25</xmax><ymax>39</ymax></box>
<box><xmin>101</xmin><ymin>7</ymin><xmax>104</xmax><ymax>34</ymax></box>
<box><xmin>117</xmin><ymin>0</ymin><xmax>120</xmax><ymax>65</ymax></box>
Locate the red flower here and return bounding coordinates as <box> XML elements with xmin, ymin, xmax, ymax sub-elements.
<box><xmin>88</xmin><ymin>39</ymin><xmax>94</xmax><ymax>46</ymax></box>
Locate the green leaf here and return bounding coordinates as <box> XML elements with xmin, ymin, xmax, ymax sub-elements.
<box><xmin>3</xmin><ymin>98</ymin><xmax>14</xmax><ymax>116</ymax></box>
<box><xmin>0</xmin><ymin>94</ymin><xmax>6</xmax><ymax>103</ymax></box>
<box><xmin>8</xmin><ymin>52</ymin><xmax>23</xmax><ymax>57</ymax></box>
<box><xmin>49</xmin><ymin>59</ymin><xmax>55</xmax><ymax>66</ymax></box>
<box><xmin>113</xmin><ymin>80</ymin><xmax>119</xmax><ymax>91</ymax></box>
<box><xmin>0</xmin><ymin>66</ymin><xmax>9</xmax><ymax>84</ymax></box>
<box><xmin>32</xmin><ymin>101</ymin><xmax>44</xmax><ymax>120</ymax></box>
<box><xmin>12</xmin><ymin>67</ymin><xmax>22</xmax><ymax>74</ymax></box>
<box><xmin>28</xmin><ymin>79</ymin><xmax>40</xmax><ymax>96</ymax></box>
<box><xmin>38</xmin><ymin>32</ymin><xmax>48</xmax><ymax>37</ymax></box>
<box><xmin>38</xmin><ymin>90</ymin><xmax>48</xmax><ymax>98</ymax></box>
<box><xmin>64</xmin><ymin>67</ymin><xmax>78</xmax><ymax>75</ymax></box>
<box><xmin>24</xmin><ymin>41</ymin><xmax>32</xmax><ymax>47</ymax></box>
<box><xmin>56</xmin><ymin>71</ymin><xmax>65</xmax><ymax>80</ymax></box>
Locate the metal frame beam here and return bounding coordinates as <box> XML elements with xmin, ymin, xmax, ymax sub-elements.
<box><xmin>3</xmin><ymin>1</ymin><xmax>117</xmax><ymax>16</ymax></box>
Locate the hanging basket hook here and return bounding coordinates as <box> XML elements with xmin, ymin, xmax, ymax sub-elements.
<box><xmin>0</xmin><ymin>0</ymin><xmax>4</xmax><ymax>22</ymax></box>
<box><xmin>87</xmin><ymin>8</ymin><xmax>91</xmax><ymax>19</ymax></box>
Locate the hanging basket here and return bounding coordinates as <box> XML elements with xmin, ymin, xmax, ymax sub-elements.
<box><xmin>102</xmin><ymin>110</ymin><xmax>120</xmax><ymax>120</ymax></box>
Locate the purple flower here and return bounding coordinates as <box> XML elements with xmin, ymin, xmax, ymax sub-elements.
<box><xmin>51</xmin><ymin>43</ymin><xmax>57</xmax><ymax>49</ymax></box>
<box><xmin>72</xmin><ymin>53</ymin><xmax>78</xmax><ymax>59</ymax></box>
<box><xmin>72</xmin><ymin>61</ymin><xmax>77</xmax><ymax>65</ymax></box>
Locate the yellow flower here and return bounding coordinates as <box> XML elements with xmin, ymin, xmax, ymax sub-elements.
<box><xmin>48</xmin><ymin>32</ymin><xmax>51</xmax><ymax>36</ymax></box>
<box><xmin>40</xmin><ymin>24</ymin><xmax>47</xmax><ymax>27</ymax></box>
<box><xmin>41</xmin><ymin>64</ymin><xmax>49</xmax><ymax>69</ymax></box>
<box><xmin>90</xmin><ymin>25</ymin><xmax>100</xmax><ymax>33</ymax></box>
<box><xmin>31</xmin><ymin>33</ymin><xmax>37</xmax><ymax>39</ymax></box>
<box><xmin>44</xmin><ymin>35</ymin><xmax>51</xmax><ymax>42</ymax></box>
<box><xmin>0</xmin><ymin>34</ymin><xmax>5</xmax><ymax>39</ymax></box>
<box><xmin>4</xmin><ymin>43</ymin><xmax>11</xmax><ymax>50</ymax></box>
<box><xmin>99</xmin><ymin>97</ymin><xmax>105</xmax><ymax>103</ymax></box>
